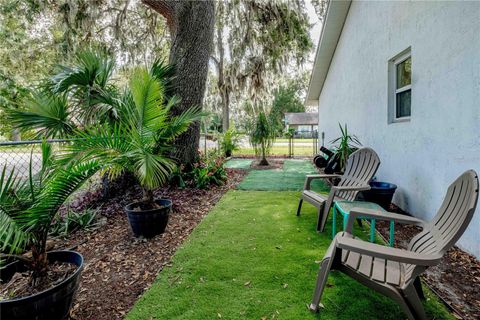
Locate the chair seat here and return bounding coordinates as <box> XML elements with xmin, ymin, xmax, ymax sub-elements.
<box><xmin>341</xmin><ymin>244</ymin><xmax>404</xmax><ymax>286</ymax></box>
<box><xmin>302</xmin><ymin>190</ymin><xmax>327</xmax><ymax>203</ymax></box>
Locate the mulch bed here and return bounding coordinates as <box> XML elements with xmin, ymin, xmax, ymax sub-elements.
<box><xmin>48</xmin><ymin>168</ymin><xmax>246</xmax><ymax>320</ymax></box>
<box><xmin>376</xmin><ymin>205</ymin><xmax>480</xmax><ymax>319</ymax></box>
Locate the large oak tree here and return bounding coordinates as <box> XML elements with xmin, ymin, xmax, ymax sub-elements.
<box><xmin>143</xmin><ymin>0</ymin><xmax>215</xmax><ymax>165</ymax></box>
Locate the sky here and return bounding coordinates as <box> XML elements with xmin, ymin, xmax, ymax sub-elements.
<box><xmin>306</xmin><ymin>1</ymin><xmax>323</xmax><ymax>49</ymax></box>
<box><xmin>303</xmin><ymin>1</ymin><xmax>323</xmax><ymax>111</ymax></box>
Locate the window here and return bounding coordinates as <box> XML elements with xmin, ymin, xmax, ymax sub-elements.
<box><xmin>389</xmin><ymin>49</ymin><xmax>411</xmax><ymax>122</ymax></box>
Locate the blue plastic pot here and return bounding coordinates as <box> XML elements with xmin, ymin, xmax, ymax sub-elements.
<box><xmin>361</xmin><ymin>181</ymin><xmax>398</xmax><ymax>210</ymax></box>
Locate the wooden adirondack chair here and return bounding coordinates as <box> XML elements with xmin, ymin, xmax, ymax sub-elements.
<box><xmin>297</xmin><ymin>147</ymin><xmax>381</xmax><ymax>232</ymax></box>
<box><xmin>309</xmin><ymin>170</ymin><xmax>479</xmax><ymax>320</ymax></box>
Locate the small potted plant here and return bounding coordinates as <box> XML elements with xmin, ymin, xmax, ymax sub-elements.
<box><xmin>329</xmin><ymin>123</ymin><xmax>361</xmax><ymax>173</ymax></box>
<box><xmin>219</xmin><ymin>128</ymin><xmax>240</xmax><ymax>157</ymax></box>
<box><xmin>0</xmin><ymin>143</ymin><xmax>100</xmax><ymax>320</ymax></box>
<box><xmin>65</xmin><ymin>68</ymin><xmax>202</xmax><ymax>238</ymax></box>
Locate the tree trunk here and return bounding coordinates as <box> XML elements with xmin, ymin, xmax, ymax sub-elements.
<box><xmin>216</xmin><ymin>1</ymin><xmax>229</xmax><ymax>132</ymax></box>
<box><xmin>143</xmin><ymin>0</ymin><xmax>215</xmax><ymax>166</ymax></box>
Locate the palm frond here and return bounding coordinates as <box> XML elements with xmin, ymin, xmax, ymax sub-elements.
<box><xmin>51</xmin><ymin>50</ymin><xmax>115</xmax><ymax>94</ymax></box>
<box><xmin>158</xmin><ymin>104</ymin><xmax>204</xmax><ymax>143</ymax></box>
<box><xmin>129</xmin><ymin>68</ymin><xmax>166</xmax><ymax>134</ymax></box>
<box><xmin>7</xmin><ymin>91</ymin><xmax>75</xmax><ymax>139</ymax></box>
<box><xmin>149</xmin><ymin>59</ymin><xmax>176</xmax><ymax>100</ymax></box>
<box><xmin>0</xmin><ymin>167</ymin><xmax>30</xmax><ymax>253</ymax></box>
<box><xmin>19</xmin><ymin>160</ymin><xmax>101</xmax><ymax>229</ymax></box>
<box><xmin>132</xmin><ymin>152</ymin><xmax>175</xmax><ymax>190</ymax></box>
<box><xmin>60</xmin><ymin>125</ymin><xmax>132</xmax><ymax>166</ymax></box>
<box><xmin>0</xmin><ymin>207</ymin><xmax>30</xmax><ymax>254</ymax></box>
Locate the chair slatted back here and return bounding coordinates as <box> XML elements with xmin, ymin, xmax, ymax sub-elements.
<box><xmin>336</xmin><ymin>148</ymin><xmax>381</xmax><ymax>201</ymax></box>
<box><xmin>404</xmin><ymin>170</ymin><xmax>479</xmax><ymax>284</ymax></box>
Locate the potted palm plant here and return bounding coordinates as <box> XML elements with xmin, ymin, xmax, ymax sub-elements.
<box><xmin>64</xmin><ymin>67</ymin><xmax>202</xmax><ymax>238</ymax></box>
<box><xmin>0</xmin><ymin>143</ymin><xmax>100</xmax><ymax>320</ymax></box>
<box><xmin>330</xmin><ymin>123</ymin><xmax>361</xmax><ymax>173</ymax></box>
<box><xmin>249</xmin><ymin>112</ymin><xmax>275</xmax><ymax>166</ymax></box>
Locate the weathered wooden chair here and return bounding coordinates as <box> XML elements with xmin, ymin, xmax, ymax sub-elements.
<box><xmin>297</xmin><ymin>147</ymin><xmax>381</xmax><ymax>232</ymax></box>
<box><xmin>309</xmin><ymin>170</ymin><xmax>479</xmax><ymax>320</ymax></box>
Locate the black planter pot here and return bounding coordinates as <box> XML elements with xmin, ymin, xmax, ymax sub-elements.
<box><xmin>125</xmin><ymin>198</ymin><xmax>172</xmax><ymax>238</ymax></box>
<box><xmin>359</xmin><ymin>181</ymin><xmax>398</xmax><ymax>210</ymax></box>
<box><xmin>0</xmin><ymin>250</ymin><xmax>84</xmax><ymax>320</ymax></box>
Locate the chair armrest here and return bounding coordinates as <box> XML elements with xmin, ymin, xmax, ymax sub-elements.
<box><xmin>335</xmin><ymin>235</ymin><xmax>442</xmax><ymax>266</ymax></box>
<box><xmin>304</xmin><ymin>174</ymin><xmax>342</xmax><ymax>190</ymax></box>
<box><xmin>331</xmin><ymin>185</ymin><xmax>371</xmax><ymax>192</ymax></box>
<box><xmin>345</xmin><ymin>207</ymin><xmax>425</xmax><ymax>233</ymax></box>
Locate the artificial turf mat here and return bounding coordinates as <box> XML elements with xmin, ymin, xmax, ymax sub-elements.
<box><xmin>127</xmin><ymin>191</ymin><xmax>452</xmax><ymax>320</ymax></box>
<box><xmin>225</xmin><ymin>159</ymin><xmax>253</xmax><ymax>169</ymax></box>
<box><xmin>237</xmin><ymin>159</ymin><xmax>329</xmax><ymax>192</ymax></box>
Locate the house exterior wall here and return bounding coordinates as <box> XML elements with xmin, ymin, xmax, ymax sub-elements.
<box><xmin>317</xmin><ymin>1</ymin><xmax>480</xmax><ymax>257</ymax></box>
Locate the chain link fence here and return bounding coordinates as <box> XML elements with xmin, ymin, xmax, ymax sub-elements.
<box><xmin>0</xmin><ymin>139</ymin><xmax>70</xmax><ymax>178</ymax></box>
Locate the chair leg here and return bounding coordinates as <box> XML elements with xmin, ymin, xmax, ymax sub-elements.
<box><xmin>316</xmin><ymin>202</ymin><xmax>325</xmax><ymax>231</ymax></box>
<box><xmin>318</xmin><ymin>202</ymin><xmax>330</xmax><ymax>232</ymax></box>
<box><xmin>309</xmin><ymin>243</ymin><xmax>338</xmax><ymax>312</ymax></box>
<box><xmin>297</xmin><ymin>198</ymin><xmax>303</xmax><ymax>216</ymax></box>
<box><xmin>413</xmin><ymin>277</ymin><xmax>425</xmax><ymax>300</ymax></box>
<box><xmin>402</xmin><ymin>284</ymin><xmax>427</xmax><ymax>320</ymax></box>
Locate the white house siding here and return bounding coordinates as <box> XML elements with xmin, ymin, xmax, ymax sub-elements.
<box><xmin>317</xmin><ymin>1</ymin><xmax>480</xmax><ymax>257</ymax></box>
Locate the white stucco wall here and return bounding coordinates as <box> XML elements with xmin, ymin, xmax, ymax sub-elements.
<box><xmin>317</xmin><ymin>1</ymin><xmax>480</xmax><ymax>257</ymax></box>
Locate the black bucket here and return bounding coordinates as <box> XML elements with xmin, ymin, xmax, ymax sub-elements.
<box><xmin>0</xmin><ymin>250</ymin><xmax>84</xmax><ymax>320</ymax></box>
<box><xmin>360</xmin><ymin>181</ymin><xmax>397</xmax><ymax>210</ymax></box>
<box><xmin>125</xmin><ymin>198</ymin><xmax>172</xmax><ymax>238</ymax></box>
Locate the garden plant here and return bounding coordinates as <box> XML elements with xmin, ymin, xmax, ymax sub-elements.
<box><xmin>331</xmin><ymin>123</ymin><xmax>361</xmax><ymax>172</ymax></box>
<box><xmin>0</xmin><ymin>142</ymin><xmax>100</xmax><ymax>319</ymax></box>
<box><xmin>62</xmin><ymin>67</ymin><xmax>202</xmax><ymax>237</ymax></box>
<box><xmin>249</xmin><ymin>112</ymin><xmax>276</xmax><ymax>166</ymax></box>
<box><xmin>219</xmin><ymin>128</ymin><xmax>240</xmax><ymax>157</ymax></box>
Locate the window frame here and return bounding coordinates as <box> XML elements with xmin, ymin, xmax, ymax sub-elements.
<box><xmin>388</xmin><ymin>48</ymin><xmax>412</xmax><ymax>123</ymax></box>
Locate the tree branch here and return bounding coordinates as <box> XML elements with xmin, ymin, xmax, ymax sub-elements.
<box><xmin>142</xmin><ymin>0</ymin><xmax>177</xmax><ymax>34</ymax></box>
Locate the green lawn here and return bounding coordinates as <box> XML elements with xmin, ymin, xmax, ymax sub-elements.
<box><xmin>275</xmin><ymin>138</ymin><xmax>315</xmax><ymax>143</ymax></box>
<box><xmin>127</xmin><ymin>190</ymin><xmax>453</xmax><ymax>320</ymax></box>
<box><xmin>236</xmin><ymin>146</ymin><xmax>314</xmax><ymax>157</ymax></box>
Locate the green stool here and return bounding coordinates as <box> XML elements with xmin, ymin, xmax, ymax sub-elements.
<box><xmin>332</xmin><ymin>200</ymin><xmax>395</xmax><ymax>246</ymax></box>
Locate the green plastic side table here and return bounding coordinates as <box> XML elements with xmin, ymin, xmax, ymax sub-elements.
<box><xmin>332</xmin><ymin>200</ymin><xmax>395</xmax><ymax>246</ymax></box>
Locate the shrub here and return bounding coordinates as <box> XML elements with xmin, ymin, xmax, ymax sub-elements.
<box><xmin>191</xmin><ymin>154</ymin><xmax>227</xmax><ymax>189</ymax></box>
<box><xmin>171</xmin><ymin>153</ymin><xmax>228</xmax><ymax>189</ymax></box>
<box><xmin>219</xmin><ymin>128</ymin><xmax>240</xmax><ymax>157</ymax></box>
<box><xmin>50</xmin><ymin>208</ymin><xmax>100</xmax><ymax>237</ymax></box>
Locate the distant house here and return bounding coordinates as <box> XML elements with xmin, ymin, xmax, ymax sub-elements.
<box><xmin>306</xmin><ymin>0</ymin><xmax>480</xmax><ymax>257</ymax></box>
<box><xmin>284</xmin><ymin>112</ymin><xmax>318</xmax><ymax>137</ymax></box>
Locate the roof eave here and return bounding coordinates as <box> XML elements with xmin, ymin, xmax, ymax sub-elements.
<box><xmin>305</xmin><ymin>0</ymin><xmax>352</xmax><ymax>106</ymax></box>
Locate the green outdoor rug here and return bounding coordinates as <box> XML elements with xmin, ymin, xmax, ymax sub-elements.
<box><xmin>225</xmin><ymin>159</ymin><xmax>253</xmax><ymax>169</ymax></box>
<box><xmin>237</xmin><ymin>159</ymin><xmax>329</xmax><ymax>192</ymax></box>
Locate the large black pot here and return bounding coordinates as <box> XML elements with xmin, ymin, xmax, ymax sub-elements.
<box><xmin>125</xmin><ymin>198</ymin><xmax>172</xmax><ymax>238</ymax></box>
<box><xmin>360</xmin><ymin>181</ymin><xmax>398</xmax><ymax>210</ymax></box>
<box><xmin>0</xmin><ymin>250</ymin><xmax>83</xmax><ymax>320</ymax></box>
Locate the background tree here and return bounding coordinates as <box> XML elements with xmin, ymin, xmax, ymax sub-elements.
<box><xmin>0</xmin><ymin>0</ymin><xmax>171</xmax><ymax>138</ymax></box>
<box><xmin>269</xmin><ymin>80</ymin><xmax>306</xmax><ymax>135</ymax></box>
<box><xmin>210</xmin><ymin>0</ymin><xmax>313</xmax><ymax>132</ymax></box>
